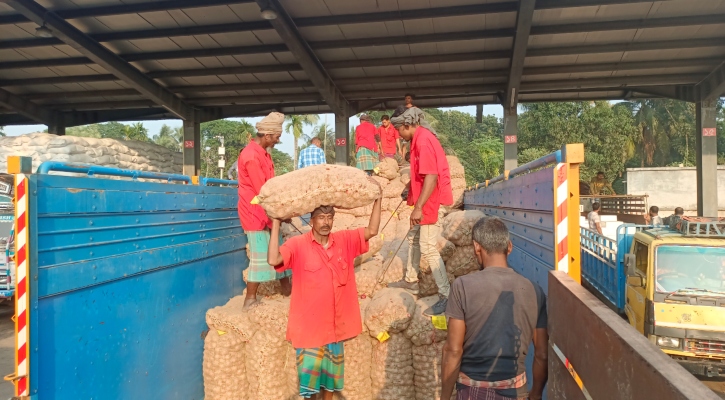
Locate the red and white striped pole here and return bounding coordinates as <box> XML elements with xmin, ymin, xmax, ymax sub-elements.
<box><xmin>555</xmin><ymin>163</ymin><xmax>569</xmax><ymax>274</ymax></box>
<box><xmin>9</xmin><ymin>156</ymin><xmax>31</xmax><ymax>397</ymax></box>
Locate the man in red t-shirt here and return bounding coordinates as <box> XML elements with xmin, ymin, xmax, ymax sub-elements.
<box><xmin>237</xmin><ymin>112</ymin><xmax>291</xmax><ymax>309</ymax></box>
<box><xmin>377</xmin><ymin>114</ymin><xmax>402</xmax><ymax>158</ymax></box>
<box><xmin>354</xmin><ymin>114</ymin><xmax>380</xmax><ymax>175</ymax></box>
<box><xmin>268</xmin><ymin>182</ymin><xmax>382</xmax><ymax>400</ymax></box>
<box><xmin>388</xmin><ymin>108</ymin><xmax>453</xmax><ymax>316</ymax></box>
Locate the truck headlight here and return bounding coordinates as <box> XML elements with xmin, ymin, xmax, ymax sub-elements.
<box><xmin>656</xmin><ymin>336</ymin><xmax>681</xmax><ymax>348</ymax></box>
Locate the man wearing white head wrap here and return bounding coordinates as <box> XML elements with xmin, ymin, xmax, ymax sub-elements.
<box><xmin>238</xmin><ymin>112</ymin><xmax>291</xmax><ymax>309</ymax></box>
<box><xmin>388</xmin><ymin>107</ymin><xmax>453</xmax><ymax>316</ymax></box>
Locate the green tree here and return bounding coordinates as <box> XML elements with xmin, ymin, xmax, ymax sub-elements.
<box><xmin>97</xmin><ymin>121</ymin><xmax>127</xmax><ymax>140</ymax></box>
<box><xmin>66</xmin><ymin>124</ymin><xmax>101</xmax><ymax>138</ymax></box>
<box><xmin>284</xmin><ymin>115</ymin><xmax>319</xmax><ymax>169</ymax></box>
<box><xmin>152</xmin><ymin>124</ymin><xmax>182</xmax><ymax>152</ymax></box>
<box><xmin>271</xmin><ymin>148</ymin><xmax>294</xmax><ymax>175</ymax></box>
<box><xmin>0</xmin><ymin>126</ymin><xmax>5</xmax><ymax>137</ymax></box>
<box><xmin>199</xmin><ymin>119</ymin><xmax>255</xmax><ymax>177</ymax></box>
<box><xmin>124</xmin><ymin>122</ymin><xmax>149</xmax><ymax>142</ymax></box>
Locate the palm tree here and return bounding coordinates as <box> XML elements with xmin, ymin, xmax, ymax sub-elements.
<box><xmin>284</xmin><ymin>115</ymin><xmax>319</xmax><ymax>169</ymax></box>
<box><xmin>152</xmin><ymin>124</ymin><xmax>183</xmax><ymax>151</ymax></box>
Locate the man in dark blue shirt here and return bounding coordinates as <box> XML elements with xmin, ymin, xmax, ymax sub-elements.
<box><xmin>441</xmin><ymin>217</ymin><xmax>548</xmax><ymax>400</ymax></box>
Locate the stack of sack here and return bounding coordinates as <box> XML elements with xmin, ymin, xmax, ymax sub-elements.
<box><xmin>0</xmin><ymin>133</ymin><xmax>182</xmax><ymax>174</ymax></box>
<box><xmin>205</xmin><ymin>156</ymin><xmax>481</xmax><ymax>400</ymax></box>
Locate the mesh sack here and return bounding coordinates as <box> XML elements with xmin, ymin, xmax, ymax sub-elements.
<box><xmin>441</xmin><ymin>210</ymin><xmax>485</xmax><ymax>246</ymax></box>
<box><xmin>338</xmin><ymin>203</ymin><xmax>375</xmax><ymax>218</ymax></box>
<box><xmin>383</xmin><ymin>178</ymin><xmax>406</xmax><ymax>199</ymax></box>
<box><xmin>332</xmin><ymin>213</ymin><xmax>358</xmax><ymax>232</ymax></box>
<box><xmin>404</xmin><ymin>296</ymin><xmax>448</xmax><ymax>346</ymax></box>
<box><xmin>364</xmin><ymin>288</ymin><xmax>416</xmax><ymax>337</ymax></box>
<box><xmin>355</xmin><ymin>236</ymin><xmax>384</xmax><ymax>267</ymax></box>
<box><xmin>371</xmin><ymin>333</ymin><xmax>415</xmax><ymax>400</ymax></box>
<box><xmin>418</xmin><ymin>270</ymin><xmax>455</xmax><ymax>298</ymax></box>
<box><xmin>203</xmin><ymin>330</ymin><xmax>248</xmax><ymax>400</ymax></box>
<box><xmin>413</xmin><ymin>341</ymin><xmax>455</xmax><ymax>400</ymax></box>
<box><xmin>340</xmin><ymin>333</ymin><xmax>375</xmax><ymax>400</ymax></box>
<box><xmin>245</xmin><ymin>298</ymin><xmax>295</xmax><ymax>400</ymax></box>
<box><xmin>205</xmin><ymin>295</ymin><xmax>258</xmax><ymax>342</ymax></box>
<box><xmin>376</xmin><ymin>158</ymin><xmax>400</xmax><ymax>180</ymax></box>
<box><xmin>356</xmin><ymin>258</ymin><xmax>384</xmax><ymax>297</ymax></box>
<box><xmin>446</xmin><ymin>245</ymin><xmax>478</xmax><ymax>277</ymax></box>
<box><xmin>451</xmin><ymin>177</ymin><xmax>467</xmax><ymax>209</ymax></box>
<box><xmin>419</xmin><ymin>237</ymin><xmax>456</xmax><ymax>273</ymax></box>
<box><xmin>446</xmin><ymin>156</ymin><xmax>465</xmax><ymax>180</ymax></box>
<box><xmin>399</xmin><ymin>167</ymin><xmax>411</xmax><ymax>185</ymax></box>
<box><xmin>257</xmin><ymin>165</ymin><xmax>381</xmax><ymax>220</ymax></box>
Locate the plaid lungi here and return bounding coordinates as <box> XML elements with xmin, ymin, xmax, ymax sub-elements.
<box><xmin>245</xmin><ymin>229</ymin><xmax>292</xmax><ymax>283</ymax></box>
<box><xmin>456</xmin><ymin>386</ymin><xmax>528</xmax><ymax>400</ymax></box>
<box><xmin>296</xmin><ymin>342</ymin><xmax>345</xmax><ymax>398</ymax></box>
<box><xmin>456</xmin><ymin>372</ymin><xmax>527</xmax><ymax>400</ymax></box>
<box><xmin>356</xmin><ymin>147</ymin><xmax>379</xmax><ymax>171</ymax></box>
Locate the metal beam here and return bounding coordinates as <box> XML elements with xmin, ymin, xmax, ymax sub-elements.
<box><xmin>503</xmin><ymin>0</ymin><xmax>536</xmax><ymax>171</ymax></box>
<box><xmin>1</xmin><ymin>1</ymin><xmax>678</xmax><ymax>48</ymax></box>
<box><xmin>696</xmin><ymin>99</ymin><xmax>719</xmax><ymax>217</ymax></box>
<box><xmin>0</xmin><ymin>0</ymin><xmax>255</xmax><ymax>25</ymax></box>
<box><xmin>1</xmin><ymin>0</ymin><xmax>196</xmax><ymax>120</ymax></box>
<box><xmin>255</xmin><ymin>0</ymin><xmax>349</xmax><ymax>116</ymax></box>
<box><xmin>0</xmin><ymin>87</ymin><xmax>55</xmax><ymax>124</ymax></box>
<box><xmin>696</xmin><ymin>61</ymin><xmax>725</xmax><ymax>101</ymax></box>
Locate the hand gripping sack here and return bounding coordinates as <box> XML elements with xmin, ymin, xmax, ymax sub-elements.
<box><xmin>256</xmin><ymin>165</ymin><xmax>381</xmax><ymax>220</ymax></box>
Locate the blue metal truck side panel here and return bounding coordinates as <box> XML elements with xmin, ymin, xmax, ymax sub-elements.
<box><xmin>464</xmin><ymin>167</ymin><xmax>556</xmax><ymax>293</ymax></box>
<box><xmin>580</xmin><ymin>224</ymin><xmax>639</xmax><ymax>313</ymax></box>
<box><xmin>28</xmin><ymin>173</ymin><xmax>247</xmax><ymax>399</ymax></box>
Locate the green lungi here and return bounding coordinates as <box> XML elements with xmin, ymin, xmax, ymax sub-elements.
<box><xmin>356</xmin><ymin>147</ymin><xmax>379</xmax><ymax>171</ymax></box>
<box><xmin>245</xmin><ymin>229</ymin><xmax>292</xmax><ymax>283</ymax></box>
<box><xmin>296</xmin><ymin>342</ymin><xmax>345</xmax><ymax>398</ymax></box>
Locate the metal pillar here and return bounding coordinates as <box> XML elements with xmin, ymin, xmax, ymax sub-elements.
<box><xmin>695</xmin><ymin>99</ymin><xmax>718</xmax><ymax>217</ymax></box>
<box><xmin>503</xmin><ymin>107</ymin><xmax>518</xmax><ymax>171</ymax></box>
<box><xmin>335</xmin><ymin>113</ymin><xmax>349</xmax><ymax>166</ymax></box>
<box><xmin>183</xmin><ymin>119</ymin><xmax>201</xmax><ymax>177</ymax></box>
<box><xmin>476</xmin><ymin>104</ymin><xmax>483</xmax><ymax>124</ymax></box>
<box><xmin>47</xmin><ymin>117</ymin><xmax>65</xmax><ymax>136</ymax></box>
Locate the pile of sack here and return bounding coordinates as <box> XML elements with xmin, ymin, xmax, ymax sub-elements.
<box><xmin>205</xmin><ymin>156</ymin><xmax>483</xmax><ymax>400</ymax></box>
<box><xmin>0</xmin><ymin>133</ymin><xmax>182</xmax><ymax>174</ymax></box>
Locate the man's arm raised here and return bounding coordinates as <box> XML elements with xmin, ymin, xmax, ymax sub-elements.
<box><xmin>364</xmin><ymin>177</ymin><xmax>383</xmax><ymax>241</ymax></box>
<box><xmin>268</xmin><ymin>219</ymin><xmax>284</xmax><ymax>267</ymax></box>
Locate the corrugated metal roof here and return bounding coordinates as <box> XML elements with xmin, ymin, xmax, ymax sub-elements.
<box><xmin>0</xmin><ymin>0</ymin><xmax>723</xmax><ymax>125</ymax></box>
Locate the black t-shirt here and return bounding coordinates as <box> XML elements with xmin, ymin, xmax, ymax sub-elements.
<box><xmin>446</xmin><ymin>267</ymin><xmax>547</xmax><ymax>398</ymax></box>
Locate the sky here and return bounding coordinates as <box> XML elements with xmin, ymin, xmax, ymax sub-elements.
<box><xmin>2</xmin><ymin>105</ymin><xmax>504</xmax><ymax>157</ymax></box>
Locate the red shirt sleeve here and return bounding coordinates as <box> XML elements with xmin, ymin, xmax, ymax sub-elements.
<box><xmin>345</xmin><ymin>228</ymin><xmax>369</xmax><ymax>258</ymax></box>
<box><xmin>416</xmin><ymin>140</ymin><xmax>439</xmax><ymax>176</ymax></box>
<box><xmin>278</xmin><ymin>238</ymin><xmax>296</xmax><ymax>272</ymax></box>
<box><xmin>244</xmin><ymin>157</ymin><xmax>268</xmax><ymax>193</ymax></box>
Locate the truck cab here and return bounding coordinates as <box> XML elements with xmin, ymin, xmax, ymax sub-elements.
<box><xmin>624</xmin><ymin>220</ymin><xmax>725</xmax><ymax>377</ymax></box>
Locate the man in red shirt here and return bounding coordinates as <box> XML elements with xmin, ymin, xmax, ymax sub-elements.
<box><xmin>377</xmin><ymin>114</ymin><xmax>402</xmax><ymax>159</ymax></box>
<box><xmin>268</xmin><ymin>184</ymin><xmax>382</xmax><ymax>400</ymax></box>
<box><xmin>237</xmin><ymin>112</ymin><xmax>291</xmax><ymax>309</ymax></box>
<box><xmin>354</xmin><ymin>114</ymin><xmax>380</xmax><ymax>175</ymax></box>
<box><xmin>388</xmin><ymin>108</ymin><xmax>453</xmax><ymax>316</ymax></box>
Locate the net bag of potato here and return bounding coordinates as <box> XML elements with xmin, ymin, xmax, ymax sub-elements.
<box><xmin>364</xmin><ymin>288</ymin><xmax>416</xmax><ymax>337</ymax></box>
<box><xmin>445</xmin><ymin>245</ymin><xmax>478</xmax><ymax>277</ymax></box>
<box><xmin>203</xmin><ymin>330</ymin><xmax>248</xmax><ymax>400</ymax></box>
<box><xmin>417</xmin><ymin>270</ymin><xmax>455</xmax><ymax>298</ymax></box>
<box><xmin>341</xmin><ymin>298</ymin><xmax>374</xmax><ymax>400</ymax></box>
<box><xmin>413</xmin><ymin>341</ymin><xmax>454</xmax><ymax>400</ymax></box>
<box><xmin>256</xmin><ymin>164</ymin><xmax>381</xmax><ymax>220</ymax></box>
<box><xmin>375</xmin><ymin>157</ymin><xmax>400</xmax><ymax>180</ymax></box>
<box><xmin>404</xmin><ymin>296</ymin><xmax>449</xmax><ymax>346</ymax></box>
<box><xmin>371</xmin><ymin>333</ymin><xmax>415</xmax><ymax>400</ymax></box>
<box><xmin>245</xmin><ymin>298</ymin><xmax>297</xmax><ymax>400</ymax></box>
<box><xmin>441</xmin><ymin>210</ymin><xmax>485</xmax><ymax>246</ymax></box>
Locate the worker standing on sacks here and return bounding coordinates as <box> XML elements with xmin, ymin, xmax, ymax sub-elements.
<box><xmin>237</xmin><ymin>112</ymin><xmax>292</xmax><ymax>309</ymax></box>
<box><xmin>267</xmin><ymin>183</ymin><xmax>383</xmax><ymax>400</ymax></box>
<box><xmin>388</xmin><ymin>107</ymin><xmax>454</xmax><ymax>316</ymax></box>
<box><xmin>355</xmin><ymin>114</ymin><xmax>381</xmax><ymax>175</ymax></box>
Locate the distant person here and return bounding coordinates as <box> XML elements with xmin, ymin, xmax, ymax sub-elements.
<box><xmin>227</xmin><ymin>148</ymin><xmax>243</xmax><ymax>180</ymax></box>
<box><xmin>298</xmin><ymin>137</ymin><xmax>326</xmax><ymax>169</ymax></box>
<box><xmin>404</xmin><ymin>93</ymin><xmax>416</xmax><ymax>109</ymax></box>
<box><xmin>441</xmin><ymin>217</ymin><xmax>548</xmax><ymax>400</ymax></box>
<box><xmin>663</xmin><ymin>207</ymin><xmax>684</xmax><ymax>227</ymax></box>
<box><xmin>644</xmin><ymin>205</ymin><xmax>663</xmax><ymax>227</ymax></box>
<box><xmin>237</xmin><ymin>112</ymin><xmax>291</xmax><ymax>309</ymax></box>
<box><xmin>588</xmin><ymin>202</ymin><xmax>603</xmax><ymax>235</ymax></box>
<box><xmin>354</xmin><ymin>114</ymin><xmax>380</xmax><ymax>175</ymax></box>
<box><xmin>377</xmin><ymin>115</ymin><xmax>402</xmax><ymax>159</ymax></box>
<box><xmin>590</xmin><ymin>171</ymin><xmax>616</xmax><ymax>196</ymax></box>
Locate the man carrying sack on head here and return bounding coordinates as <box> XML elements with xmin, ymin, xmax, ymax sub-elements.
<box><xmin>388</xmin><ymin>107</ymin><xmax>454</xmax><ymax>316</ymax></box>
<box><xmin>237</xmin><ymin>111</ymin><xmax>291</xmax><ymax>309</ymax></box>
<box><xmin>267</xmin><ymin>182</ymin><xmax>382</xmax><ymax>400</ymax></box>
<box><xmin>355</xmin><ymin>114</ymin><xmax>380</xmax><ymax>175</ymax></box>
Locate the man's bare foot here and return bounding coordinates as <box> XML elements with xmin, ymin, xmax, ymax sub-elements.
<box><xmin>242</xmin><ymin>298</ymin><xmax>258</xmax><ymax>310</ymax></box>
